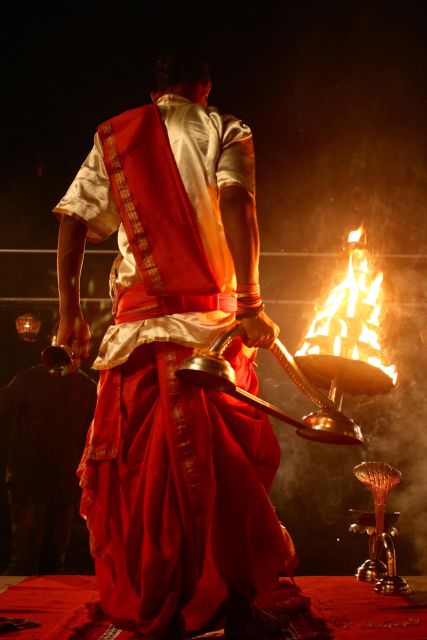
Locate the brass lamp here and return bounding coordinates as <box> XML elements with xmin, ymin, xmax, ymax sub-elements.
<box><xmin>176</xmin><ymin>324</ymin><xmax>363</xmax><ymax>445</ymax></box>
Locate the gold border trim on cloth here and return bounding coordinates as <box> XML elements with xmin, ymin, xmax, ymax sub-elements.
<box><xmin>162</xmin><ymin>344</ymin><xmax>205</xmax><ymax>517</ymax></box>
<box><xmin>101</xmin><ymin>123</ymin><xmax>165</xmax><ymax>295</ymax></box>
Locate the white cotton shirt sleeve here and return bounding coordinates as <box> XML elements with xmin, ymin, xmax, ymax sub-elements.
<box><xmin>215</xmin><ymin>113</ymin><xmax>256</xmax><ymax>195</ymax></box>
<box><xmin>53</xmin><ymin>134</ymin><xmax>120</xmax><ymax>243</ymax></box>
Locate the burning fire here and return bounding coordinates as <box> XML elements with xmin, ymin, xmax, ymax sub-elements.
<box><xmin>295</xmin><ymin>226</ymin><xmax>397</xmax><ymax>385</ymax></box>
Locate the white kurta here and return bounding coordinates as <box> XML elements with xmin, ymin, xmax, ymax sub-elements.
<box><xmin>53</xmin><ymin>94</ymin><xmax>256</xmax><ymax>369</ymax></box>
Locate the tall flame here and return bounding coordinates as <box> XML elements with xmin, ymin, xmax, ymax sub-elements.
<box><xmin>348</xmin><ymin>225</ymin><xmax>366</xmax><ymax>244</ymax></box>
<box><xmin>296</xmin><ymin>226</ymin><xmax>397</xmax><ymax>385</ymax></box>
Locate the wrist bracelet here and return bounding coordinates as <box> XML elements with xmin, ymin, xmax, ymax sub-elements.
<box><xmin>235</xmin><ymin>303</ymin><xmax>265</xmax><ymax>320</ymax></box>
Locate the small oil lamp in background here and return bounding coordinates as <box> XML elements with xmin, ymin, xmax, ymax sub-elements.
<box><xmin>350</xmin><ymin>461</ymin><xmax>411</xmax><ymax>595</ymax></box>
<box><xmin>15</xmin><ymin>313</ymin><xmax>41</xmax><ymax>343</ymax></box>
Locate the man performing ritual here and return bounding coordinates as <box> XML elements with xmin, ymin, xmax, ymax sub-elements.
<box><xmin>53</xmin><ymin>54</ymin><xmax>296</xmax><ymax>639</ymax></box>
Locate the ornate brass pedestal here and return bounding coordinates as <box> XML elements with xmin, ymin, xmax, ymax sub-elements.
<box><xmin>349</xmin><ymin>510</ymin><xmax>396</xmax><ymax>581</ymax></box>
<box><xmin>350</xmin><ymin>518</ymin><xmax>412</xmax><ymax>595</ymax></box>
<box><xmin>351</xmin><ymin>463</ymin><xmax>412</xmax><ymax>595</ymax></box>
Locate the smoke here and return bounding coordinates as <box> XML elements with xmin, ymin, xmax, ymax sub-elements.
<box><xmin>259</xmin><ymin>266</ymin><xmax>427</xmax><ymax>575</ymax></box>
<box><xmin>348</xmin><ymin>306</ymin><xmax>427</xmax><ymax>573</ymax></box>
<box><xmin>247</xmin><ymin>3</ymin><xmax>427</xmax><ymax>575</ymax></box>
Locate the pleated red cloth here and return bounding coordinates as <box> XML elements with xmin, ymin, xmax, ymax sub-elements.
<box><xmin>77</xmin><ymin>339</ymin><xmax>292</xmax><ymax>637</ymax></box>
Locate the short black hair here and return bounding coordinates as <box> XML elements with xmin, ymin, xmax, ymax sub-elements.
<box><xmin>154</xmin><ymin>54</ymin><xmax>210</xmax><ymax>91</ymax></box>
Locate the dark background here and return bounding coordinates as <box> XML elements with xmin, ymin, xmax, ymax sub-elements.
<box><xmin>1</xmin><ymin>2</ymin><xmax>427</xmax><ymax>577</ymax></box>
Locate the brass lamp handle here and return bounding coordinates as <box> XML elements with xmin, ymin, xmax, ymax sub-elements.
<box><xmin>212</xmin><ymin>324</ymin><xmax>246</xmax><ymax>355</ymax></box>
<box><xmin>211</xmin><ymin>324</ymin><xmax>334</xmax><ymax>410</ymax></box>
<box><xmin>270</xmin><ymin>339</ymin><xmax>334</xmax><ymax>410</ymax></box>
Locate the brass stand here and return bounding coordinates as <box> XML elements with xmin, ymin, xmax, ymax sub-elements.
<box><xmin>355</xmin><ymin>532</ymin><xmax>387</xmax><ymax>583</ymax></box>
<box><xmin>349</xmin><ymin>510</ymin><xmax>412</xmax><ymax>595</ymax></box>
<box><xmin>374</xmin><ymin>533</ymin><xmax>412</xmax><ymax>595</ymax></box>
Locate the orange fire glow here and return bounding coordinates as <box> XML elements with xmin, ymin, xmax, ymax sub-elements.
<box><xmin>295</xmin><ymin>226</ymin><xmax>397</xmax><ymax>385</ymax></box>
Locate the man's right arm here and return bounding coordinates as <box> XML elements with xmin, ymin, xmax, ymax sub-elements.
<box><xmin>56</xmin><ymin>216</ymin><xmax>91</xmax><ymax>360</ymax></box>
<box><xmin>219</xmin><ymin>185</ymin><xmax>279</xmax><ymax>349</ymax></box>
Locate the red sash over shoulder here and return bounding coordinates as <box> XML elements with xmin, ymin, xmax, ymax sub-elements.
<box><xmin>98</xmin><ymin>103</ymin><xmax>220</xmax><ymax>297</ymax></box>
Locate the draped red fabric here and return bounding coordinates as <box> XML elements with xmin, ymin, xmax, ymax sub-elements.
<box><xmin>77</xmin><ymin>338</ymin><xmax>289</xmax><ymax>637</ymax></box>
<box><xmin>114</xmin><ymin>283</ymin><xmax>237</xmax><ymax>324</ymax></box>
<box><xmin>98</xmin><ymin>104</ymin><xmax>220</xmax><ymax>297</ymax></box>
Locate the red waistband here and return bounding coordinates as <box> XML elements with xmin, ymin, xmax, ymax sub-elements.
<box><xmin>115</xmin><ymin>285</ymin><xmax>237</xmax><ymax>324</ymax></box>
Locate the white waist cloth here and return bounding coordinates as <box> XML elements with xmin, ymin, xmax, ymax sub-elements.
<box><xmin>93</xmin><ymin>311</ymin><xmax>236</xmax><ymax>370</ymax></box>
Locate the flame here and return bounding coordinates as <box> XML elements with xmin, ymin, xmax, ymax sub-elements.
<box><xmin>348</xmin><ymin>225</ymin><xmax>366</xmax><ymax>243</ymax></box>
<box><xmin>296</xmin><ymin>225</ymin><xmax>397</xmax><ymax>385</ymax></box>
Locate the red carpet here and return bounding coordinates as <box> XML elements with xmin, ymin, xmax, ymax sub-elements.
<box><xmin>295</xmin><ymin>575</ymin><xmax>427</xmax><ymax>639</ymax></box>
<box><xmin>0</xmin><ymin>575</ymin><xmax>426</xmax><ymax>639</ymax></box>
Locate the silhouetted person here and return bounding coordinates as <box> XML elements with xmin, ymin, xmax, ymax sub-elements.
<box><xmin>0</xmin><ymin>360</ymin><xmax>97</xmax><ymax>575</ymax></box>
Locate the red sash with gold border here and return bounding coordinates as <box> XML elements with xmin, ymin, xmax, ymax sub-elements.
<box><xmin>98</xmin><ymin>103</ymin><xmax>220</xmax><ymax>297</ymax></box>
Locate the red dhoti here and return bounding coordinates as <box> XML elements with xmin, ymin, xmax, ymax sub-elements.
<box><xmin>78</xmin><ymin>338</ymin><xmax>290</xmax><ymax>637</ymax></box>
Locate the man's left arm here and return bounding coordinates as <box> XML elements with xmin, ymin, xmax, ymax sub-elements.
<box><xmin>56</xmin><ymin>215</ymin><xmax>91</xmax><ymax>360</ymax></box>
